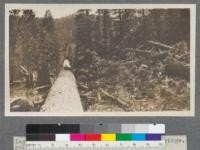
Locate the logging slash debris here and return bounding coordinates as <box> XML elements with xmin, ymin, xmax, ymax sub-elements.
<box><xmin>75</xmin><ymin>41</ymin><xmax>190</xmax><ymax>112</ymax></box>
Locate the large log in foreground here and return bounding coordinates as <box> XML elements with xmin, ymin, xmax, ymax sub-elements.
<box><xmin>41</xmin><ymin>70</ymin><xmax>83</xmax><ymax>112</ymax></box>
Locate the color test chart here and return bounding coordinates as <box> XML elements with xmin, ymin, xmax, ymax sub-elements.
<box><xmin>13</xmin><ymin>124</ymin><xmax>188</xmax><ymax>150</ymax></box>
<box><xmin>24</xmin><ymin>124</ymin><xmax>165</xmax><ymax>149</ymax></box>
<box><xmin>26</xmin><ymin>124</ymin><xmax>165</xmax><ymax>134</ymax></box>
<box><xmin>26</xmin><ymin>133</ymin><xmax>163</xmax><ymax>141</ymax></box>
<box><xmin>14</xmin><ymin>136</ymin><xmax>187</xmax><ymax>150</ymax></box>
<box><xmin>26</xmin><ymin>124</ymin><xmax>165</xmax><ymax>142</ymax></box>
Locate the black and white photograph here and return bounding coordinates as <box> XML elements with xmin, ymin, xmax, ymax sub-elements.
<box><xmin>5</xmin><ymin>4</ymin><xmax>195</xmax><ymax>116</ymax></box>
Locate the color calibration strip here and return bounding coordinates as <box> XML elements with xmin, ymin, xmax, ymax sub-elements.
<box><xmin>26</xmin><ymin>133</ymin><xmax>162</xmax><ymax>141</ymax></box>
<box><xmin>15</xmin><ymin>136</ymin><xmax>188</xmax><ymax>150</ymax></box>
<box><xmin>26</xmin><ymin>124</ymin><xmax>165</xmax><ymax>134</ymax></box>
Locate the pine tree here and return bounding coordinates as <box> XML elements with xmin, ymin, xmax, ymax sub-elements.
<box><xmin>74</xmin><ymin>9</ymin><xmax>95</xmax><ymax>67</ymax></box>
<box><xmin>37</xmin><ymin>10</ymin><xmax>59</xmax><ymax>86</ymax></box>
<box><xmin>9</xmin><ymin>9</ymin><xmax>20</xmax><ymax>83</ymax></box>
<box><xmin>102</xmin><ymin>9</ymin><xmax>111</xmax><ymax>58</ymax></box>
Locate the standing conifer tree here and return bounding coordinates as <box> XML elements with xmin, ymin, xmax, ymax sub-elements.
<box><xmin>37</xmin><ymin>10</ymin><xmax>59</xmax><ymax>86</ymax></box>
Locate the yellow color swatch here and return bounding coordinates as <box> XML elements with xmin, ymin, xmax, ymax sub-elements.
<box><xmin>101</xmin><ymin>134</ymin><xmax>116</xmax><ymax>141</ymax></box>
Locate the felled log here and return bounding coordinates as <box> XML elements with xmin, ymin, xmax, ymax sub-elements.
<box><xmin>80</xmin><ymin>91</ymin><xmax>92</xmax><ymax>97</ymax></box>
<box><xmin>78</xmin><ymin>68</ymin><xmax>89</xmax><ymax>74</ymax></box>
<box><xmin>100</xmin><ymin>88</ymin><xmax>129</xmax><ymax>111</ymax></box>
<box><xmin>165</xmin><ymin>63</ymin><xmax>190</xmax><ymax>81</ymax></box>
<box><xmin>148</xmin><ymin>40</ymin><xmax>176</xmax><ymax>50</ymax></box>
<box><xmin>19</xmin><ymin>65</ymin><xmax>29</xmax><ymax>75</ymax></box>
<box><xmin>119</xmin><ymin>60</ymin><xmax>137</xmax><ymax>65</ymax></box>
<box><xmin>77</xmin><ymin>82</ymin><xmax>89</xmax><ymax>90</ymax></box>
<box><xmin>41</xmin><ymin>69</ymin><xmax>83</xmax><ymax>112</ymax></box>
<box><xmin>10</xmin><ymin>80</ymin><xmax>26</xmax><ymax>85</ymax></box>
<box><xmin>10</xmin><ymin>97</ymin><xmax>34</xmax><ymax>112</ymax></box>
<box><xmin>153</xmin><ymin>52</ymin><xmax>169</xmax><ymax>60</ymax></box>
<box><xmin>97</xmin><ymin>90</ymin><xmax>101</xmax><ymax>102</ymax></box>
<box><xmin>19</xmin><ymin>65</ymin><xmax>34</xmax><ymax>87</ymax></box>
<box><xmin>134</xmin><ymin>49</ymin><xmax>152</xmax><ymax>58</ymax></box>
<box><xmin>34</xmin><ymin>84</ymin><xmax>51</xmax><ymax>92</ymax></box>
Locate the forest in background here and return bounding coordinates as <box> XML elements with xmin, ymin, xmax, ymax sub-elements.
<box><xmin>9</xmin><ymin>9</ymin><xmax>74</xmax><ymax>111</ymax></box>
<box><xmin>9</xmin><ymin>8</ymin><xmax>190</xmax><ymax>112</ymax></box>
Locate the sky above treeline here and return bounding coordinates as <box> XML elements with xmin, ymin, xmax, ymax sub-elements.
<box><xmin>6</xmin><ymin>4</ymin><xmax>192</xmax><ymax>18</ymax></box>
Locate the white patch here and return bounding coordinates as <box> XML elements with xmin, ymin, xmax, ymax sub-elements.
<box><xmin>63</xmin><ymin>59</ymin><xmax>71</xmax><ymax>68</ymax></box>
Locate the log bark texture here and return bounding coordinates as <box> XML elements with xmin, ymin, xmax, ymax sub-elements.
<box><xmin>41</xmin><ymin>70</ymin><xmax>83</xmax><ymax>112</ymax></box>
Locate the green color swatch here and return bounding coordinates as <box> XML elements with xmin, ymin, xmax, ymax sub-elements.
<box><xmin>116</xmin><ymin>134</ymin><xmax>132</xmax><ymax>141</ymax></box>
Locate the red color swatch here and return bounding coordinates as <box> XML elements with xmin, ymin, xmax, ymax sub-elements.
<box><xmin>85</xmin><ymin>134</ymin><xmax>101</xmax><ymax>141</ymax></box>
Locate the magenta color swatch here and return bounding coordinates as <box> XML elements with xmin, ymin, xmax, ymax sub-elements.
<box><xmin>70</xmin><ymin>134</ymin><xmax>85</xmax><ymax>141</ymax></box>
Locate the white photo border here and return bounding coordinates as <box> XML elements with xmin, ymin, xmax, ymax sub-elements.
<box><xmin>5</xmin><ymin>4</ymin><xmax>196</xmax><ymax>116</ymax></box>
